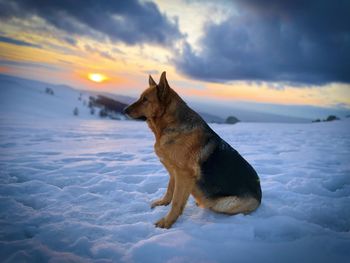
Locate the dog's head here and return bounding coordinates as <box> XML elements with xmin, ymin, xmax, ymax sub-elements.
<box><xmin>124</xmin><ymin>71</ymin><xmax>170</xmax><ymax>120</ymax></box>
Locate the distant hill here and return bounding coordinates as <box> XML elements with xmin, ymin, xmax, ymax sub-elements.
<box><xmin>88</xmin><ymin>91</ymin><xmax>135</xmax><ymax>105</ymax></box>
<box><xmin>0</xmin><ymin>74</ymin><xmax>224</xmax><ymax>123</ymax></box>
<box><xmin>92</xmin><ymin>95</ymin><xmax>128</xmax><ymax>113</ymax></box>
<box><xmin>226</xmin><ymin>116</ymin><xmax>240</xmax><ymax>124</ymax></box>
<box><xmin>89</xmin><ymin>95</ymin><xmax>128</xmax><ymax>120</ymax></box>
<box><xmin>191</xmin><ymin>102</ymin><xmax>311</xmax><ymax>123</ymax></box>
<box><xmin>312</xmin><ymin>115</ymin><xmax>340</xmax><ymax>123</ymax></box>
<box><xmin>0</xmin><ymin>74</ymin><xmax>226</xmax><ymax>123</ymax></box>
<box><xmin>198</xmin><ymin>112</ymin><xmax>224</xmax><ymax>123</ymax></box>
<box><xmin>0</xmin><ymin>73</ymin><xmax>325</xmax><ymax>123</ymax></box>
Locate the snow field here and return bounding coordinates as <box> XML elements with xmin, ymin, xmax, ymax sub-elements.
<box><xmin>0</xmin><ymin>118</ymin><xmax>349</xmax><ymax>263</ymax></box>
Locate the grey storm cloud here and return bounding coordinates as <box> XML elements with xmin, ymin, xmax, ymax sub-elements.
<box><xmin>0</xmin><ymin>0</ymin><xmax>183</xmax><ymax>46</ymax></box>
<box><xmin>175</xmin><ymin>0</ymin><xmax>350</xmax><ymax>85</ymax></box>
<box><xmin>0</xmin><ymin>35</ymin><xmax>41</xmax><ymax>48</ymax></box>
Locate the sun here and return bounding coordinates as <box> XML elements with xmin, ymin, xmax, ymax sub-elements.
<box><xmin>88</xmin><ymin>73</ymin><xmax>107</xmax><ymax>83</ymax></box>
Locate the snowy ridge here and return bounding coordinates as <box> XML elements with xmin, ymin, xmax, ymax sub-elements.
<box><xmin>0</xmin><ymin>115</ymin><xmax>349</xmax><ymax>262</ymax></box>
<box><xmin>0</xmin><ymin>74</ymin><xmax>315</xmax><ymax>123</ymax></box>
<box><xmin>0</xmin><ymin>74</ymin><xmax>225</xmax><ymax>124</ymax></box>
<box><xmin>0</xmin><ymin>74</ymin><xmax>101</xmax><ymax>121</ymax></box>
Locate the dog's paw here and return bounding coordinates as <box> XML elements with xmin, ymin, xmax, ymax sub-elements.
<box><xmin>154</xmin><ymin>217</ymin><xmax>174</xmax><ymax>229</ymax></box>
<box><xmin>151</xmin><ymin>199</ymin><xmax>170</xmax><ymax>209</ymax></box>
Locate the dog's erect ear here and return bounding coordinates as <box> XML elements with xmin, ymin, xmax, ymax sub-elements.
<box><xmin>159</xmin><ymin>71</ymin><xmax>168</xmax><ymax>87</ymax></box>
<box><xmin>157</xmin><ymin>71</ymin><xmax>169</xmax><ymax>100</ymax></box>
<box><xmin>149</xmin><ymin>75</ymin><xmax>157</xmax><ymax>86</ymax></box>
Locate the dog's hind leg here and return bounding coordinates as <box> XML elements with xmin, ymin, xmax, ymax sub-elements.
<box><xmin>209</xmin><ymin>196</ymin><xmax>260</xmax><ymax>215</ymax></box>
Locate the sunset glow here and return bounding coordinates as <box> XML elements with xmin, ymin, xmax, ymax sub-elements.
<box><xmin>88</xmin><ymin>73</ymin><xmax>107</xmax><ymax>83</ymax></box>
<box><xmin>0</xmin><ymin>0</ymin><xmax>349</xmax><ymax>119</ymax></box>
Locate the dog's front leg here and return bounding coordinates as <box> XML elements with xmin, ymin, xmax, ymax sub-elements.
<box><xmin>155</xmin><ymin>172</ymin><xmax>194</xmax><ymax>228</ymax></box>
<box><xmin>151</xmin><ymin>175</ymin><xmax>174</xmax><ymax>208</ymax></box>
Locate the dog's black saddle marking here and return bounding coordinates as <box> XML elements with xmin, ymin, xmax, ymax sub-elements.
<box><xmin>198</xmin><ymin>135</ymin><xmax>262</xmax><ymax>202</ymax></box>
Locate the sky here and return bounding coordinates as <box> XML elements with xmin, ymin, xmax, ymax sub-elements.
<box><xmin>0</xmin><ymin>0</ymin><xmax>349</xmax><ymax>119</ymax></box>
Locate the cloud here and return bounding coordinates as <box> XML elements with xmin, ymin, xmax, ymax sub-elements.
<box><xmin>0</xmin><ymin>0</ymin><xmax>183</xmax><ymax>46</ymax></box>
<box><xmin>84</xmin><ymin>44</ymin><xmax>115</xmax><ymax>61</ymax></box>
<box><xmin>62</xmin><ymin>36</ymin><xmax>77</xmax><ymax>46</ymax></box>
<box><xmin>0</xmin><ymin>59</ymin><xmax>60</xmax><ymax>70</ymax></box>
<box><xmin>174</xmin><ymin>0</ymin><xmax>350</xmax><ymax>85</ymax></box>
<box><xmin>0</xmin><ymin>35</ymin><xmax>41</xmax><ymax>48</ymax></box>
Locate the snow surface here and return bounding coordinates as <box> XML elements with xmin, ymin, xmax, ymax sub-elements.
<box><xmin>1</xmin><ymin>76</ymin><xmax>350</xmax><ymax>262</ymax></box>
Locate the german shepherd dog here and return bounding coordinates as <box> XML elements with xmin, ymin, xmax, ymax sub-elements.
<box><xmin>124</xmin><ymin>72</ymin><xmax>262</xmax><ymax>228</ymax></box>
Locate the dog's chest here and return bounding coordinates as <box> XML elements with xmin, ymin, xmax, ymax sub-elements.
<box><xmin>154</xmin><ymin>132</ymin><xmax>201</xmax><ymax>169</ymax></box>
<box><xmin>154</xmin><ymin>135</ymin><xmax>178</xmax><ymax>160</ymax></box>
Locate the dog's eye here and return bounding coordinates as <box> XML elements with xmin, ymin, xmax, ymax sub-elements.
<box><xmin>142</xmin><ymin>97</ymin><xmax>148</xmax><ymax>103</ymax></box>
